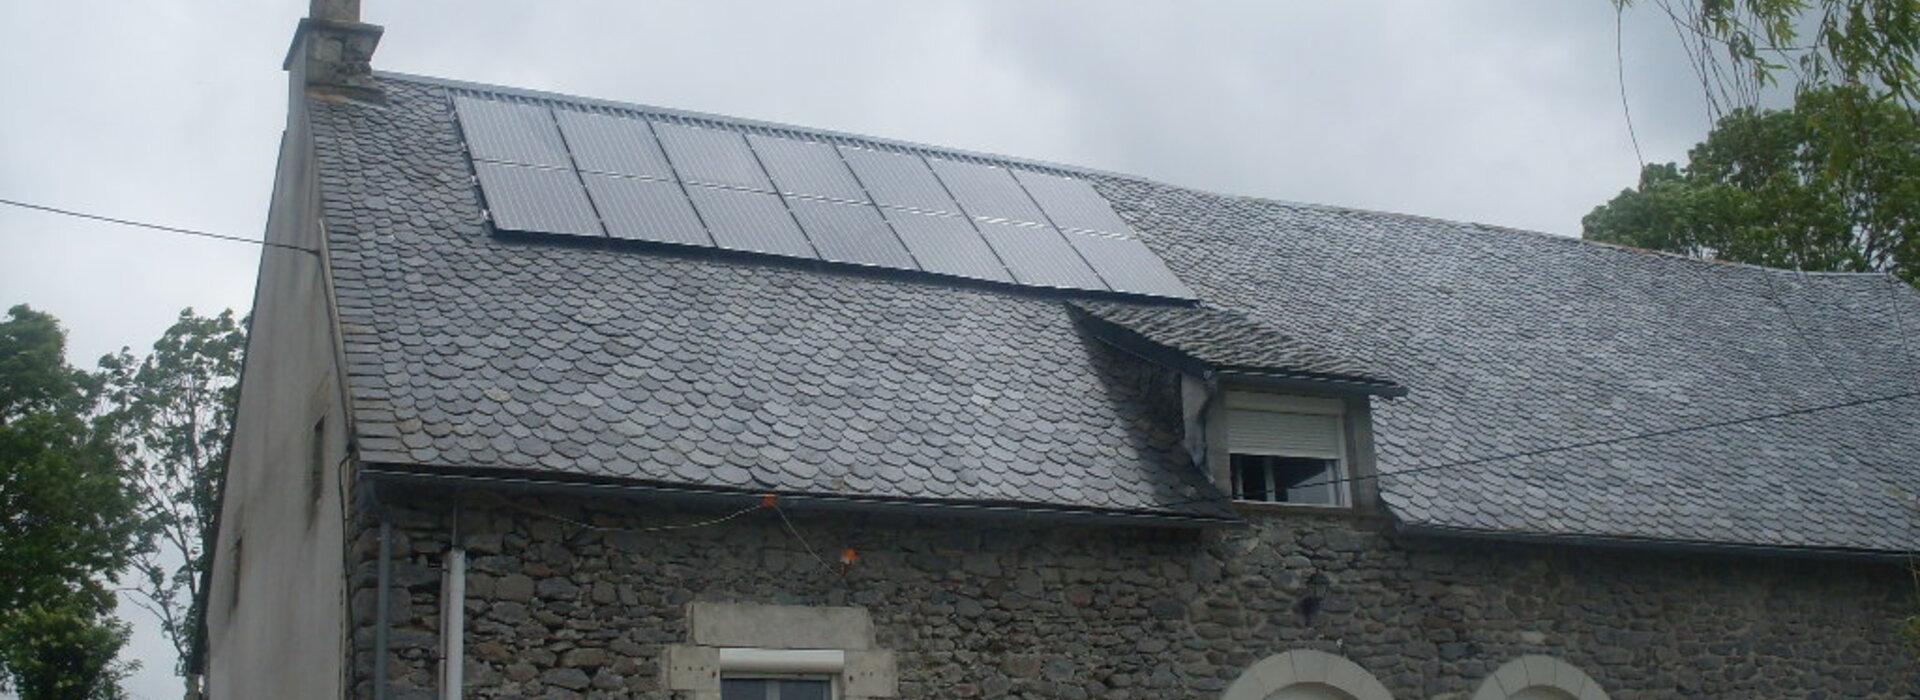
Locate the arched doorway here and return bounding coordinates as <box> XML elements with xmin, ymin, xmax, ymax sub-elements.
<box><xmin>1469</xmin><ymin>656</ymin><xmax>1607</xmax><ymax>700</ymax></box>
<box><xmin>1268</xmin><ymin>681</ymin><xmax>1358</xmax><ymax>700</ymax></box>
<box><xmin>1223</xmin><ymin>650</ymin><xmax>1392</xmax><ymax>700</ymax></box>
<box><xmin>1507</xmin><ymin>688</ymin><xmax>1577</xmax><ymax>700</ymax></box>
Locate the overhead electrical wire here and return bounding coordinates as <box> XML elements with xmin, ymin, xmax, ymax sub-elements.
<box><xmin>1148</xmin><ymin>388</ymin><xmax>1920</xmax><ymax>511</ymax></box>
<box><xmin>0</xmin><ymin>197</ymin><xmax>318</xmax><ymax>255</ymax></box>
<box><xmin>17</xmin><ymin>196</ymin><xmax>1908</xmax><ymax>537</ymax></box>
<box><xmin>1757</xmin><ymin>268</ymin><xmax>1920</xmax><ymax>557</ymax></box>
<box><xmin>1616</xmin><ymin>4</ymin><xmax>1647</xmax><ymax>169</ymax></box>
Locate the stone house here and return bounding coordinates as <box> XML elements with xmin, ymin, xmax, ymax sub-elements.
<box><xmin>200</xmin><ymin>3</ymin><xmax>1920</xmax><ymax>698</ymax></box>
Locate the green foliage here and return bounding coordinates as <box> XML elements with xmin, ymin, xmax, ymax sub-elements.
<box><xmin>0</xmin><ymin>306</ymin><xmax>143</xmax><ymax>697</ymax></box>
<box><xmin>1624</xmin><ymin>0</ymin><xmax>1920</xmax><ymax>108</ymax></box>
<box><xmin>1583</xmin><ymin>86</ymin><xmax>1919</xmax><ymax>283</ymax></box>
<box><xmin>96</xmin><ymin>308</ymin><xmax>244</xmax><ymax>687</ymax></box>
<box><xmin>0</xmin><ymin>601</ymin><xmax>132</xmax><ymax>700</ymax></box>
<box><xmin>1906</xmin><ymin>608</ymin><xmax>1920</xmax><ymax>659</ymax></box>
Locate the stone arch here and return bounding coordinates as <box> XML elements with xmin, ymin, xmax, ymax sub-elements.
<box><xmin>1470</xmin><ymin>655</ymin><xmax>1609</xmax><ymax>700</ymax></box>
<box><xmin>1222</xmin><ymin>649</ymin><xmax>1393</xmax><ymax>700</ymax></box>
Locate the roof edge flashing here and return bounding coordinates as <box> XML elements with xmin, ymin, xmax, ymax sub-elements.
<box><xmin>1214</xmin><ymin>368</ymin><xmax>1408</xmax><ymax>398</ymax></box>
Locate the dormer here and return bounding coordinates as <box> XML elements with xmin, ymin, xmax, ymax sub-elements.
<box><xmin>1071</xmin><ymin>301</ymin><xmax>1404</xmax><ymax>512</ymax></box>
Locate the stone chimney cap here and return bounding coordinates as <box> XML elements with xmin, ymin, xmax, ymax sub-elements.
<box><xmin>284</xmin><ymin>0</ymin><xmax>384</xmax><ymax>100</ymax></box>
<box><xmin>310</xmin><ymin>0</ymin><xmax>361</xmax><ymax>22</ymax></box>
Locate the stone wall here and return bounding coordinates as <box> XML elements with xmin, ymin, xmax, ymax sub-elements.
<box><xmin>349</xmin><ymin>489</ymin><xmax>1918</xmax><ymax>699</ymax></box>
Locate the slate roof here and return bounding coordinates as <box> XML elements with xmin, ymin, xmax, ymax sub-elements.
<box><xmin>312</xmin><ymin>72</ymin><xmax>1920</xmax><ymax>551</ymax></box>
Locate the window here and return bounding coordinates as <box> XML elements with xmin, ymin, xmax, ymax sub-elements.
<box><xmin>308</xmin><ymin>417</ymin><xmax>326</xmax><ymax>516</ymax></box>
<box><xmin>1225</xmin><ymin>393</ymin><xmax>1348</xmax><ymax>507</ymax></box>
<box><xmin>228</xmin><ymin>535</ymin><xmax>244</xmax><ymax>611</ymax></box>
<box><xmin>663</xmin><ymin>603</ymin><xmax>896</xmax><ymax>698</ymax></box>
<box><xmin>722</xmin><ymin>676</ymin><xmax>833</xmax><ymax>700</ymax></box>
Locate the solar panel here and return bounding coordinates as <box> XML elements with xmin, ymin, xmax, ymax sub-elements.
<box><xmin>582</xmin><ymin>174</ymin><xmax>710</xmax><ymax>246</ymax></box>
<box><xmin>881</xmin><ymin>209</ymin><xmax>1012</xmax><ymax>283</ymax></box>
<box><xmin>975</xmin><ymin>221</ymin><xmax>1106</xmax><ymax>290</ymax></box>
<box><xmin>928</xmin><ymin>159</ymin><xmax>1047</xmax><ymax>225</ymax></box>
<box><xmin>472</xmin><ymin>162</ymin><xmax>603</xmax><ymax>237</ymax></box>
<box><xmin>1011</xmin><ymin>169</ymin><xmax>1135</xmax><ymax>235</ymax></box>
<box><xmin>787</xmin><ymin>199</ymin><xmax>915</xmax><ymax>268</ymax></box>
<box><xmin>653</xmin><ymin>122</ymin><xmax>773</xmax><ymax>191</ymax></box>
<box><xmin>453</xmin><ymin>97</ymin><xmax>571</xmax><ymax>169</ymax></box>
<box><xmin>839</xmin><ymin>147</ymin><xmax>959</xmax><ymax>214</ymax></box>
<box><xmin>748</xmin><ymin>135</ymin><xmax>867</xmax><ymax>203</ymax></box>
<box><xmin>456</xmin><ymin>94</ymin><xmax>1193</xmax><ymax>302</ymax></box>
<box><xmin>554</xmin><ymin>110</ymin><xmax>674</xmax><ymax>180</ymax></box>
<box><xmin>685</xmin><ymin>185</ymin><xmax>815</xmax><ymax>258</ymax></box>
<box><xmin>1062</xmin><ymin>231</ymin><xmax>1194</xmax><ymax>299</ymax></box>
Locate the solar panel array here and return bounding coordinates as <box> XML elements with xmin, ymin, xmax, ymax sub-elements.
<box><xmin>453</xmin><ymin>94</ymin><xmax>1195</xmax><ymax>300</ymax></box>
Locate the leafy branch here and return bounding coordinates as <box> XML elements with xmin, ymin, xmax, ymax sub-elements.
<box><xmin>95</xmin><ymin>309</ymin><xmax>245</xmax><ymax>697</ymax></box>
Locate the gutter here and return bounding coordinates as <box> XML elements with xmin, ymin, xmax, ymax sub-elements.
<box><xmin>358</xmin><ymin>464</ymin><xmax>1239</xmax><ymax>529</ymax></box>
<box><xmin>1396</xmin><ymin>521</ymin><xmax>1914</xmax><ymax>563</ymax></box>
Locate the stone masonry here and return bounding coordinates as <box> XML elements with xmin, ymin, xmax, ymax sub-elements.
<box><xmin>350</xmin><ymin>490</ymin><xmax>1918</xmax><ymax>699</ymax></box>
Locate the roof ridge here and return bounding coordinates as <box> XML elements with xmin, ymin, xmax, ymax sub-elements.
<box><xmin>378</xmin><ymin>70</ymin><xmax>1138</xmax><ymax>180</ymax></box>
<box><xmin>1203</xmin><ymin>189</ymin><xmax>1909</xmax><ymax>284</ymax></box>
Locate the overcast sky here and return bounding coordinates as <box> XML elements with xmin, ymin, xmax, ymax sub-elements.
<box><xmin>0</xmin><ymin>2</ymin><xmax>1732</xmax><ymax>698</ymax></box>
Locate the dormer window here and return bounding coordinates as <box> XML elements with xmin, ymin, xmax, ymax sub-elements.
<box><xmin>1225</xmin><ymin>393</ymin><xmax>1349</xmax><ymax>507</ymax></box>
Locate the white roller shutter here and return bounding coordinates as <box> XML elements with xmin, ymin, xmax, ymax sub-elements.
<box><xmin>1226</xmin><ymin>409</ymin><xmax>1342</xmax><ymax>458</ymax></box>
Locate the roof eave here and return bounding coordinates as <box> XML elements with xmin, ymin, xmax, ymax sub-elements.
<box><xmin>359</xmin><ymin>463</ymin><xmax>1242</xmax><ymax>529</ymax></box>
<box><xmin>1395</xmin><ymin>520</ymin><xmax>1913</xmax><ymax>563</ymax></box>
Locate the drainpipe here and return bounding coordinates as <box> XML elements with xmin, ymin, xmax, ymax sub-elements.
<box><xmin>374</xmin><ymin>517</ymin><xmax>392</xmax><ymax>700</ymax></box>
<box><xmin>439</xmin><ymin>546</ymin><xmax>466</xmax><ymax>700</ymax></box>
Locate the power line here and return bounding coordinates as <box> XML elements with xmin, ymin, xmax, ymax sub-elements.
<box><xmin>1152</xmin><ymin>388</ymin><xmax>1920</xmax><ymax>511</ymax></box>
<box><xmin>0</xmin><ymin>197</ymin><xmax>318</xmax><ymax>255</ymax></box>
<box><xmin>1616</xmin><ymin>3</ymin><xmax>1647</xmax><ymax>169</ymax></box>
<box><xmin>1758</xmin><ymin>268</ymin><xmax>1920</xmax><ymax>555</ymax></box>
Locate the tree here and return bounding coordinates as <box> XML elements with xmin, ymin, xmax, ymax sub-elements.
<box><xmin>0</xmin><ymin>305</ymin><xmax>144</xmax><ymax>698</ymax></box>
<box><xmin>1620</xmin><ymin>0</ymin><xmax>1920</xmax><ymax>112</ymax></box>
<box><xmin>0</xmin><ymin>602</ymin><xmax>132</xmax><ymax>700</ymax></box>
<box><xmin>1583</xmin><ymin>85</ymin><xmax>1919</xmax><ymax>283</ymax></box>
<box><xmin>96</xmin><ymin>309</ymin><xmax>245</xmax><ymax>699</ymax></box>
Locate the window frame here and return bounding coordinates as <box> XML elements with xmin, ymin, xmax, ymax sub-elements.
<box><xmin>662</xmin><ymin>602</ymin><xmax>897</xmax><ymax>698</ymax></box>
<box><xmin>720</xmin><ymin>672</ymin><xmax>838</xmax><ymax>700</ymax></box>
<box><xmin>1215</xmin><ymin>391</ymin><xmax>1368</xmax><ymax>510</ymax></box>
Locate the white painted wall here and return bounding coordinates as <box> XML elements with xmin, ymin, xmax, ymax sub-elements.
<box><xmin>201</xmin><ymin>48</ymin><xmax>351</xmax><ymax>700</ymax></box>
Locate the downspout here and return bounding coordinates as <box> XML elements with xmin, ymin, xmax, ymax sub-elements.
<box><xmin>439</xmin><ymin>547</ymin><xmax>466</xmax><ymax>699</ymax></box>
<box><xmin>374</xmin><ymin>517</ymin><xmax>391</xmax><ymax>700</ymax></box>
<box><xmin>440</xmin><ymin>503</ymin><xmax>466</xmax><ymax>700</ymax></box>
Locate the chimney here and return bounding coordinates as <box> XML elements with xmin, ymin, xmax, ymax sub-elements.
<box><xmin>284</xmin><ymin>0</ymin><xmax>384</xmax><ymax>100</ymax></box>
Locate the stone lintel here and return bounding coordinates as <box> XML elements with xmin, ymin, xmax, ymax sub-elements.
<box><xmin>687</xmin><ymin>601</ymin><xmax>873</xmax><ymax>650</ymax></box>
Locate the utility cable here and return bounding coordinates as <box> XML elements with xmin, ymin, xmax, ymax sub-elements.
<box><xmin>1149</xmin><ymin>388</ymin><xmax>1920</xmax><ymax>511</ymax></box>
<box><xmin>773</xmin><ymin>502</ymin><xmax>841</xmax><ymax>578</ymax></box>
<box><xmin>0</xmin><ymin>197</ymin><xmax>318</xmax><ymax>255</ymax></box>
<box><xmin>1616</xmin><ymin>3</ymin><xmax>1647</xmax><ymax>169</ymax></box>
<box><xmin>481</xmin><ymin>490</ymin><xmax>768</xmax><ymax>534</ymax></box>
